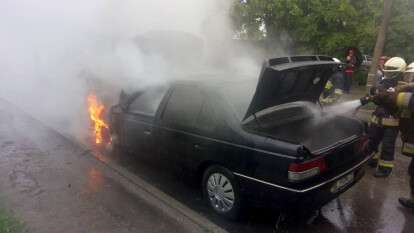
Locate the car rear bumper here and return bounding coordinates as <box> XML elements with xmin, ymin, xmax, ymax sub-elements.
<box><xmin>234</xmin><ymin>155</ymin><xmax>369</xmax><ymax>210</ymax></box>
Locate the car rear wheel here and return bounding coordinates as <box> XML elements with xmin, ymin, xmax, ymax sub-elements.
<box><xmin>202</xmin><ymin>166</ymin><xmax>241</xmax><ymax>220</ymax></box>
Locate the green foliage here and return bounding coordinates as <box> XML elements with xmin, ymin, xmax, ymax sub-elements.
<box><xmin>354</xmin><ymin>69</ymin><xmax>368</xmax><ymax>86</ymax></box>
<box><xmin>0</xmin><ymin>209</ymin><xmax>21</xmax><ymax>233</ymax></box>
<box><xmin>232</xmin><ymin>0</ymin><xmax>414</xmax><ymax>61</ymax></box>
<box><xmin>385</xmin><ymin>0</ymin><xmax>414</xmax><ymax>62</ymax></box>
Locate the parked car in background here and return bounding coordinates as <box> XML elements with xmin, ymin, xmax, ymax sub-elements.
<box><xmin>108</xmin><ymin>55</ymin><xmax>370</xmax><ymax>219</ymax></box>
<box><xmin>361</xmin><ymin>54</ymin><xmax>373</xmax><ymax>69</ymax></box>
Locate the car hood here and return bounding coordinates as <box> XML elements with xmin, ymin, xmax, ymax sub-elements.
<box><xmin>243</xmin><ymin>59</ymin><xmax>339</xmax><ymax>120</ymax></box>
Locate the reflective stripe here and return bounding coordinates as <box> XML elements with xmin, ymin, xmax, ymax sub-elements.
<box><xmin>370</xmin><ymin>116</ymin><xmax>399</xmax><ymax>126</ymax></box>
<box><xmin>403</xmin><ymin>142</ymin><xmax>414</xmax><ymax>154</ymax></box>
<box><xmin>334</xmin><ymin>89</ymin><xmax>344</xmax><ymax>95</ymax></box>
<box><xmin>397</xmin><ymin>92</ymin><xmax>413</xmax><ymax>108</ymax></box>
<box><xmin>382</xmin><ymin>118</ymin><xmax>399</xmax><ymax>126</ymax></box>
<box><xmin>325</xmin><ymin>81</ymin><xmax>333</xmax><ymax>90</ymax></box>
<box><xmin>379</xmin><ymin>160</ymin><xmax>394</xmax><ymax>168</ymax></box>
<box><xmin>321</xmin><ymin>97</ymin><xmax>335</xmax><ymax>104</ymax></box>
<box><xmin>373</xmin><ymin>152</ymin><xmax>380</xmax><ymax>160</ymax></box>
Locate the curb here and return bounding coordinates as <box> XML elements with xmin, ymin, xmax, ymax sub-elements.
<box><xmin>0</xmin><ymin>98</ymin><xmax>227</xmax><ymax>233</ymax></box>
<box><xmin>47</xmin><ymin>130</ymin><xmax>227</xmax><ymax>233</ymax></box>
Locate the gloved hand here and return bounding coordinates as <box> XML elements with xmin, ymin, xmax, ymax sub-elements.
<box><xmin>360</xmin><ymin>95</ymin><xmax>373</xmax><ymax>106</ymax></box>
<box><xmin>372</xmin><ymin>91</ymin><xmax>398</xmax><ymax>113</ymax></box>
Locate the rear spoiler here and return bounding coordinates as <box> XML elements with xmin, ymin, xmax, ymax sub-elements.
<box><xmin>267</xmin><ymin>55</ymin><xmax>336</xmax><ymax>66</ymax></box>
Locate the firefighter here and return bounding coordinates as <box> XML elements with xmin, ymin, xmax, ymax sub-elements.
<box><xmin>320</xmin><ymin>58</ymin><xmax>345</xmax><ymax>104</ymax></box>
<box><xmin>376</xmin><ymin>56</ymin><xmax>389</xmax><ymax>86</ymax></box>
<box><xmin>397</xmin><ymin>62</ymin><xmax>414</xmax><ymax>208</ymax></box>
<box><xmin>365</xmin><ymin>57</ymin><xmax>407</xmax><ymax>177</ymax></box>
<box><xmin>368</xmin><ymin>63</ymin><xmax>414</xmax><ymax>207</ymax></box>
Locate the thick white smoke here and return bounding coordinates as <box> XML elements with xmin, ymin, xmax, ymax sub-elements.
<box><xmin>0</xmin><ymin>0</ymin><xmax>262</xmax><ymax>138</ymax></box>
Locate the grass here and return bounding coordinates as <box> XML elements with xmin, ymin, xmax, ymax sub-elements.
<box><xmin>0</xmin><ymin>208</ymin><xmax>22</xmax><ymax>233</ymax></box>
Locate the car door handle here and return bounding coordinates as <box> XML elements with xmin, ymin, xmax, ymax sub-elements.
<box><xmin>143</xmin><ymin>130</ymin><xmax>152</xmax><ymax>136</ymax></box>
<box><xmin>194</xmin><ymin>144</ymin><xmax>202</xmax><ymax>150</ymax></box>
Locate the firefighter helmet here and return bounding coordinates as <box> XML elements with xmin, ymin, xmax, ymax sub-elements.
<box><xmin>383</xmin><ymin>57</ymin><xmax>406</xmax><ymax>79</ymax></box>
<box><xmin>383</xmin><ymin>57</ymin><xmax>407</xmax><ymax>73</ymax></box>
<box><xmin>404</xmin><ymin>62</ymin><xmax>414</xmax><ymax>83</ymax></box>
<box><xmin>406</xmin><ymin>62</ymin><xmax>414</xmax><ymax>73</ymax></box>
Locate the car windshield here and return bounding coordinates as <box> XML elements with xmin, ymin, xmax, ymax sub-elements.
<box><xmin>218</xmin><ymin>79</ymin><xmax>258</xmax><ymax>120</ymax></box>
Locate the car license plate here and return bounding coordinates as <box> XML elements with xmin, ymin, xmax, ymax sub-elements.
<box><xmin>330</xmin><ymin>173</ymin><xmax>354</xmax><ymax>193</ymax></box>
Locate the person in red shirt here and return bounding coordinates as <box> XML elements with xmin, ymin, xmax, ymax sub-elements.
<box><xmin>344</xmin><ymin>49</ymin><xmax>357</xmax><ymax>93</ymax></box>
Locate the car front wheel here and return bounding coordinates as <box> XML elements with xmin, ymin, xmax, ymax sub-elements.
<box><xmin>202</xmin><ymin>166</ymin><xmax>241</xmax><ymax>220</ymax></box>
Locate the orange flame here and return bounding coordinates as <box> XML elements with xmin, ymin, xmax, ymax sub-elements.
<box><xmin>87</xmin><ymin>93</ymin><xmax>108</xmax><ymax>144</ymax></box>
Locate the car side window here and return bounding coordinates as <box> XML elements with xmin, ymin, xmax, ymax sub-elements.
<box><xmin>162</xmin><ymin>85</ymin><xmax>204</xmax><ymax>130</ymax></box>
<box><xmin>196</xmin><ymin>99</ymin><xmax>219</xmax><ymax>134</ymax></box>
<box><xmin>128</xmin><ymin>86</ymin><xmax>167</xmax><ymax>116</ymax></box>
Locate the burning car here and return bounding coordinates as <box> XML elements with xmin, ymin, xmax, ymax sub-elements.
<box><xmin>108</xmin><ymin>55</ymin><xmax>370</xmax><ymax>219</ymax></box>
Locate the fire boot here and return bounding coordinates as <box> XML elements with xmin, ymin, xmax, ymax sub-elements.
<box><xmin>373</xmin><ymin>126</ymin><xmax>398</xmax><ymax>178</ymax></box>
<box><xmin>374</xmin><ymin>165</ymin><xmax>392</xmax><ymax>178</ymax></box>
<box><xmin>399</xmin><ymin>196</ymin><xmax>414</xmax><ymax>209</ymax></box>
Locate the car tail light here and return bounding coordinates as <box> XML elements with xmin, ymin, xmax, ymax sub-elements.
<box><xmin>288</xmin><ymin>157</ymin><xmax>326</xmax><ymax>182</ymax></box>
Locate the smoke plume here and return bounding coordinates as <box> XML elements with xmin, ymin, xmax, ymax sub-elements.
<box><xmin>0</xmin><ymin>0</ymin><xmax>262</xmax><ymax>138</ymax></box>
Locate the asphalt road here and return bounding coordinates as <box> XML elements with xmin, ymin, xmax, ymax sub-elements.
<box><xmin>0</xmin><ymin>99</ymin><xmax>221</xmax><ymax>233</ymax></box>
<box><xmin>1</xmin><ymin>96</ymin><xmax>414</xmax><ymax>233</ymax></box>
<box><xmin>108</xmin><ymin>143</ymin><xmax>414</xmax><ymax>233</ymax></box>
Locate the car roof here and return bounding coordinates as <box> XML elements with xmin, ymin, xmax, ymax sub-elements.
<box><xmin>171</xmin><ymin>75</ymin><xmax>256</xmax><ymax>88</ymax></box>
<box><xmin>121</xmin><ymin>74</ymin><xmax>257</xmax><ymax>97</ymax></box>
<box><xmin>123</xmin><ymin>55</ymin><xmax>337</xmax><ymax>93</ymax></box>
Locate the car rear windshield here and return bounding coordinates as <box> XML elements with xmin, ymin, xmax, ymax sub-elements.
<box><xmin>218</xmin><ymin>79</ymin><xmax>257</xmax><ymax>120</ymax></box>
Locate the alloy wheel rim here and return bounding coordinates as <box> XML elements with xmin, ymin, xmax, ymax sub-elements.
<box><xmin>207</xmin><ymin>173</ymin><xmax>235</xmax><ymax>213</ymax></box>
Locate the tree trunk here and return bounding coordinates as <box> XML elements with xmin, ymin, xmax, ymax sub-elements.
<box><xmin>366</xmin><ymin>0</ymin><xmax>394</xmax><ymax>90</ymax></box>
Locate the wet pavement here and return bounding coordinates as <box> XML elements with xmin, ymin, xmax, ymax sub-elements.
<box><xmin>0</xmin><ymin>99</ymin><xmax>213</xmax><ymax>233</ymax></box>
<box><xmin>1</xmin><ymin>94</ymin><xmax>414</xmax><ymax>233</ymax></box>
<box><xmin>108</xmin><ymin>143</ymin><xmax>414</xmax><ymax>233</ymax></box>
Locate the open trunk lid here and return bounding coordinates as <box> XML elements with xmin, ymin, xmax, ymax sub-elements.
<box><xmin>243</xmin><ymin>55</ymin><xmax>340</xmax><ymax>120</ymax></box>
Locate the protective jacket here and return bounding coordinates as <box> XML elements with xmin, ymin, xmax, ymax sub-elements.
<box><xmin>397</xmin><ymin>90</ymin><xmax>414</xmax><ymax>156</ymax></box>
<box><xmin>321</xmin><ymin>71</ymin><xmax>345</xmax><ymax>104</ymax></box>
<box><xmin>371</xmin><ymin>78</ymin><xmax>400</xmax><ymax>127</ymax></box>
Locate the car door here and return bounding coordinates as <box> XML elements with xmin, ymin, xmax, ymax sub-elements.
<box><xmin>121</xmin><ymin>86</ymin><xmax>168</xmax><ymax>155</ymax></box>
<box><xmin>157</xmin><ymin>84</ymin><xmax>205</xmax><ymax>170</ymax></box>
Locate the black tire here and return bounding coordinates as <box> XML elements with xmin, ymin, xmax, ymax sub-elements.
<box><xmin>202</xmin><ymin>165</ymin><xmax>242</xmax><ymax>220</ymax></box>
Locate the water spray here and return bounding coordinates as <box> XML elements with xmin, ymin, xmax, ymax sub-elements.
<box><xmin>323</xmin><ymin>100</ymin><xmax>363</xmax><ymax>117</ymax></box>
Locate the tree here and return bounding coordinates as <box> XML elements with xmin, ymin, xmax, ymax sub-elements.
<box><xmin>385</xmin><ymin>0</ymin><xmax>414</xmax><ymax>62</ymax></box>
<box><xmin>232</xmin><ymin>0</ymin><xmax>382</xmax><ymax>58</ymax></box>
<box><xmin>367</xmin><ymin>0</ymin><xmax>393</xmax><ymax>89</ymax></box>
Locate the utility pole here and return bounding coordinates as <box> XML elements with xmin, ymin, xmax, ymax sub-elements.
<box><xmin>366</xmin><ymin>0</ymin><xmax>394</xmax><ymax>90</ymax></box>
